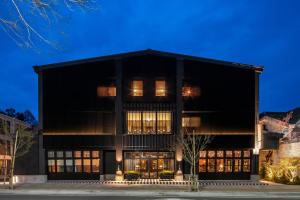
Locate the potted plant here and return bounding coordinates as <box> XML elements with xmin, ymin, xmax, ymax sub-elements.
<box><xmin>159</xmin><ymin>170</ymin><xmax>174</xmax><ymax>180</ymax></box>
<box><xmin>125</xmin><ymin>170</ymin><xmax>140</xmax><ymax>181</ymax></box>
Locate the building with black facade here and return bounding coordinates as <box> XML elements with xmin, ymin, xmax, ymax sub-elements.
<box><xmin>33</xmin><ymin>49</ymin><xmax>263</xmax><ymax>180</ymax></box>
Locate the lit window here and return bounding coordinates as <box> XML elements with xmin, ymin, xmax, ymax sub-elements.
<box><xmin>127</xmin><ymin>111</ymin><xmax>172</xmax><ymax>134</ymax></box>
<box><xmin>234</xmin><ymin>151</ymin><xmax>241</xmax><ymax>158</ymax></box>
<box><xmin>199</xmin><ymin>159</ymin><xmax>206</xmax><ymax>172</ymax></box>
<box><xmin>56</xmin><ymin>151</ymin><xmax>63</xmax><ymax>158</ymax></box>
<box><xmin>83</xmin><ymin>151</ymin><xmax>90</xmax><ymax>158</ymax></box>
<box><xmin>208</xmin><ymin>151</ymin><xmax>215</xmax><ymax>158</ymax></box>
<box><xmin>182</xmin><ymin>86</ymin><xmax>201</xmax><ymax>97</ymax></box>
<box><xmin>157</xmin><ymin>112</ymin><xmax>171</xmax><ymax>134</ymax></box>
<box><xmin>48</xmin><ymin>151</ymin><xmax>54</xmax><ymax>158</ymax></box>
<box><xmin>226</xmin><ymin>151</ymin><xmax>233</xmax><ymax>157</ymax></box>
<box><xmin>199</xmin><ymin>151</ymin><xmax>206</xmax><ymax>158</ymax></box>
<box><xmin>48</xmin><ymin>160</ymin><xmax>55</xmax><ymax>173</ymax></box>
<box><xmin>234</xmin><ymin>159</ymin><xmax>241</xmax><ymax>172</ymax></box>
<box><xmin>65</xmin><ymin>151</ymin><xmax>72</xmax><ymax>158</ymax></box>
<box><xmin>97</xmin><ymin>86</ymin><xmax>116</xmax><ymax>97</ymax></box>
<box><xmin>155</xmin><ymin>80</ymin><xmax>166</xmax><ymax>96</ymax></box>
<box><xmin>243</xmin><ymin>150</ymin><xmax>250</xmax><ymax>157</ymax></box>
<box><xmin>225</xmin><ymin>159</ymin><xmax>232</xmax><ymax>172</ymax></box>
<box><xmin>217</xmin><ymin>159</ymin><xmax>224</xmax><ymax>172</ymax></box>
<box><xmin>66</xmin><ymin>159</ymin><xmax>73</xmax><ymax>172</ymax></box>
<box><xmin>143</xmin><ymin>112</ymin><xmax>156</xmax><ymax>134</ymax></box>
<box><xmin>243</xmin><ymin>159</ymin><xmax>251</xmax><ymax>172</ymax></box>
<box><xmin>217</xmin><ymin>151</ymin><xmax>224</xmax><ymax>157</ymax></box>
<box><xmin>92</xmin><ymin>159</ymin><xmax>100</xmax><ymax>173</ymax></box>
<box><xmin>182</xmin><ymin>117</ymin><xmax>201</xmax><ymax>133</ymax></box>
<box><xmin>56</xmin><ymin>159</ymin><xmax>64</xmax><ymax>172</ymax></box>
<box><xmin>83</xmin><ymin>159</ymin><xmax>91</xmax><ymax>173</ymax></box>
<box><xmin>132</xmin><ymin>80</ymin><xmax>143</xmax><ymax>96</ymax></box>
<box><xmin>75</xmin><ymin>159</ymin><xmax>82</xmax><ymax>172</ymax></box>
<box><xmin>127</xmin><ymin>112</ymin><xmax>142</xmax><ymax>134</ymax></box>
<box><xmin>74</xmin><ymin>151</ymin><xmax>81</xmax><ymax>158</ymax></box>
<box><xmin>208</xmin><ymin>159</ymin><xmax>215</xmax><ymax>172</ymax></box>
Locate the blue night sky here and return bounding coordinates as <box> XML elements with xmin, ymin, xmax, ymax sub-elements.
<box><xmin>0</xmin><ymin>0</ymin><xmax>300</xmax><ymax>118</ymax></box>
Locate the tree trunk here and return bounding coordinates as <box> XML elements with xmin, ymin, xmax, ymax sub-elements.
<box><xmin>9</xmin><ymin>156</ymin><xmax>15</xmax><ymax>190</ymax></box>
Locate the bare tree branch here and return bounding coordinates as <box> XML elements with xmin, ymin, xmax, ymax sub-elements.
<box><xmin>0</xmin><ymin>0</ymin><xmax>98</xmax><ymax>50</ymax></box>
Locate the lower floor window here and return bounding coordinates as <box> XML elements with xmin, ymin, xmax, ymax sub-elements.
<box><xmin>199</xmin><ymin>150</ymin><xmax>251</xmax><ymax>173</ymax></box>
<box><xmin>47</xmin><ymin>150</ymin><xmax>100</xmax><ymax>174</ymax></box>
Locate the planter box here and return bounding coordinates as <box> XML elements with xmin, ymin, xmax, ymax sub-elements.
<box><xmin>124</xmin><ymin>173</ymin><xmax>139</xmax><ymax>181</ymax></box>
<box><xmin>159</xmin><ymin>173</ymin><xmax>174</xmax><ymax>180</ymax></box>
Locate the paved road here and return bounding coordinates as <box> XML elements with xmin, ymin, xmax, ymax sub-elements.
<box><xmin>0</xmin><ymin>195</ymin><xmax>299</xmax><ymax>200</ymax></box>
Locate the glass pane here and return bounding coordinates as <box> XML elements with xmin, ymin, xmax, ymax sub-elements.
<box><xmin>75</xmin><ymin>159</ymin><xmax>82</xmax><ymax>172</ymax></box>
<box><xmin>127</xmin><ymin>112</ymin><xmax>142</xmax><ymax>134</ymax></box>
<box><xmin>207</xmin><ymin>159</ymin><xmax>215</xmax><ymax>172</ymax></box>
<box><xmin>65</xmin><ymin>151</ymin><xmax>72</xmax><ymax>158</ymax></box>
<box><xmin>48</xmin><ymin>160</ymin><xmax>55</xmax><ymax>173</ymax></box>
<box><xmin>143</xmin><ymin>112</ymin><xmax>156</xmax><ymax>134</ymax></box>
<box><xmin>56</xmin><ymin>151</ymin><xmax>63</xmax><ymax>158</ymax></box>
<box><xmin>226</xmin><ymin>151</ymin><xmax>233</xmax><ymax>157</ymax></box>
<box><xmin>56</xmin><ymin>159</ymin><xmax>64</xmax><ymax>172</ymax></box>
<box><xmin>199</xmin><ymin>159</ymin><xmax>206</xmax><ymax>172</ymax></box>
<box><xmin>234</xmin><ymin>151</ymin><xmax>241</xmax><ymax>158</ymax></box>
<box><xmin>200</xmin><ymin>151</ymin><xmax>206</xmax><ymax>158</ymax></box>
<box><xmin>132</xmin><ymin>80</ymin><xmax>143</xmax><ymax>96</ymax></box>
<box><xmin>48</xmin><ymin>151</ymin><xmax>54</xmax><ymax>158</ymax></box>
<box><xmin>243</xmin><ymin>150</ymin><xmax>250</xmax><ymax>158</ymax></box>
<box><xmin>66</xmin><ymin>159</ymin><xmax>73</xmax><ymax>172</ymax></box>
<box><xmin>234</xmin><ymin>159</ymin><xmax>241</xmax><ymax>172</ymax></box>
<box><xmin>155</xmin><ymin>80</ymin><xmax>166</xmax><ymax>96</ymax></box>
<box><xmin>208</xmin><ymin>151</ymin><xmax>215</xmax><ymax>158</ymax></box>
<box><xmin>92</xmin><ymin>151</ymin><xmax>99</xmax><ymax>158</ymax></box>
<box><xmin>92</xmin><ymin>159</ymin><xmax>100</xmax><ymax>173</ymax></box>
<box><xmin>243</xmin><ymin>159</ymin><xmax>251</xmax><ymax>172</ymax></box>
<box><xmin>97</xmin><ymin>86</ymin><xmax>116</xmax><ymax>97</ymax></box>
<box><xmin>217</xmin><ymin>151</ymin><xmax>224</xmax><ymax>158</ymax></box>
<box><xmin>225</xmin><ymin>159</ymin><xmax>232</xmax><ymax>172</ymax></box>
<box><xmin>157</xmin><ymin>112</ymin><xmax>171</xmax><ymax>134</ymax></box>
<box><xmin>83</xmin><ymin>159</ymin><xmax>91</xmax><ymax>173</ymax></box>
<box><xmin>217</xmin><ymin>159</ymin><xmax>224</xmax><ymax>172</ymax></box>
<box><xmin>124</xmin><ymin>159</ymin><xmax>140</xmax><ymax>172</ymax></box>
<box><xmin>83</xmin><ymin>151</ymin><xmax>90</xmax><ymax>158</ymax></box>
<box><xmin>182</xmin><ymin>117</ymin><xmax>201</xmax><ymax>128</ymax></box>
<box><xmin>74</xmin><ymin>151</ymin><xmax>81</xmax><ymax>158</ymax></box>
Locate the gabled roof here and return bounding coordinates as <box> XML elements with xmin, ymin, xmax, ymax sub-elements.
<box><xmin>260</xmin><ymin>107</ymin><xmax>300</xmax><ymax>124</ymax></box>
<box><xmin>33</xmin><ymin>49</ymin><xmax>264</xmax><ymax>73</ymax></box>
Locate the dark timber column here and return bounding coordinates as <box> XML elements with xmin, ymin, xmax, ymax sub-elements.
<box><xmin>38</xmin><ymin>70</ymin><xmax>46</xmax><ymax>175</ymax></box>
<box><xmin>251</xmin><ymin>70</ymin><xmax>260</xmax><ymax>180</ymax></box>
<box><xmin>175</xmin><ymin>58</ymin><xmax>184</xmax><ymax>181</ymax></box>
<box><xmin>115</xmin><ymin>59</ymin><xmax>123</xmax><ymax>178</ymax></box>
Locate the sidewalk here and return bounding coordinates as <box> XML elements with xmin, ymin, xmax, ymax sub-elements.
<box><xmin>0</xmin><ymin>182</ymin><xmax>300</xmax><ymax>197</ymax></box>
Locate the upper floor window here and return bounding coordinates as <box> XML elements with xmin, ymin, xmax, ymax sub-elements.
<box><xmin>127</xmin><ymin>111</ymin><xmax>172</xmax><ymax>134</ymax></box>
<box><xmin>132</xmin><ymin>80</ymin><xmax>143</xmax><ymax>96</ymax></box>
<box><xmin>182</xmin><ymin>86</ymin><xmax>201</xmax><ymax>97</ymax></box>
<box><xmin>182</xmin><ymin>117</ymin><xmax>201</xmax><ymax>128</ymax></box>
<box><xmin>155</xmin><ymin>80</ymin><xmax>166</xmax><ymax>96</ymax></box>
<box><xmin>182</xmin><ymin>116</ymin><xmax>201</xmax><ymax>133</ymax></box>
<box><xmin>97</xmin><ymin>86</ymin><xmax>116</xmax><ymax>97</ymax></box>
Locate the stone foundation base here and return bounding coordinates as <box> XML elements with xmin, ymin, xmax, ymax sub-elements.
<box><xmin>250</xmin><ymin>175</ymin><xmax>260</xmax><ymax>181</ymax></box>
<box><xmin>14</xmin><ymin>175</ymin><xmax>47</xmax><ymax>183</ymax></box>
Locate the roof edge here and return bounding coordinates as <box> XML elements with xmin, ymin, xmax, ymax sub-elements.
<box><xmin>33</xmin><ymin>49</ymin><xmax>264</xmax><ymax>73</ymax></box>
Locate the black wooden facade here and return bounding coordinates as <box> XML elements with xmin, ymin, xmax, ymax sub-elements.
<box><xmin>34</xmin><ymin>49</ymin><xmax>263</xmax><ymax>180</ymax></box>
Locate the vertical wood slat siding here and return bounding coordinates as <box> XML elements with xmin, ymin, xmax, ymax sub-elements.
<box><xmin>122</xmin><ymin>134</ymin><xmax>175</xmax><ymax>150</ymax></box>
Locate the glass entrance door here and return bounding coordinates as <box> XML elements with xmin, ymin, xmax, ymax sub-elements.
<box><xmin>124</xmin><ymin>152</ymin><xmax>174</xmax><ymax>179</ymax></box>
